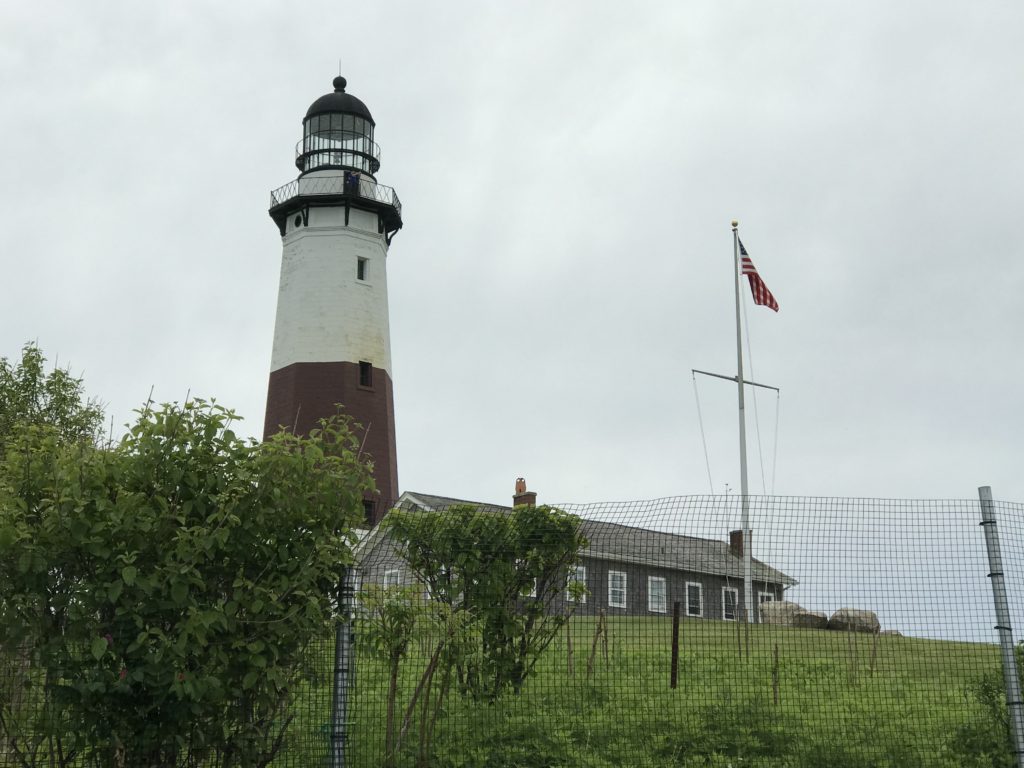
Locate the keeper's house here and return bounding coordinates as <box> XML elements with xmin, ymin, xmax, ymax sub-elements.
<box><xmin>357</xmin><ymin>481</ymin><xmax>796</xmax><ymax>622</ymax></box>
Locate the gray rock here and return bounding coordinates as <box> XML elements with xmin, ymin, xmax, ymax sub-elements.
<box><xmin>792</xmin><ymin>610</ymin><xmax>828</xmax><ymax>630</ymax></box>
<box><xmin>828</xmin><ymin>608</ymin><xmax>881</xmax><ymax>633</ymax></box>
<box><xmin>760</xmin><ymin>600</ymin><xmax>803</xmax><ymax>626</ymax></box>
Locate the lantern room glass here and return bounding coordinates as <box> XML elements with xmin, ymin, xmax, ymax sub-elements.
<box><xmin>300</xmin><ymin>113</ymin><xmax>380</xmax><ymax>175</ymax></box>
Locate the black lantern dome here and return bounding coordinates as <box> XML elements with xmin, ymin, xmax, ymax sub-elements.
<box><xmin>296</xmin><ymin>76</ymin><xmax>380</xmax><ymax>177</ymax></box>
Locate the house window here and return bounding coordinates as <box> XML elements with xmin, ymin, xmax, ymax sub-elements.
<box><xmin>686</xmin><ymin>582</ymin><xmax>703</xmax><ymax>617</ymax></box>
<box><xmin>359</xmin><ymin>361</ymin><xmax>373</xmax><ymax>388</ymax></box>
<box><xmin>383</xmin><ymin>569</ymin><xmax>402</xmax><ymax>589</ymax></box>
<box><xmin>357</xmin><ymin>257</ymin><xmax>368</xmax><ymax>281</ymax></box>
<box><xmin>647</xmin><ymin>576</ymin><xmax>667</xmax><ymax>614</ymax></box>
<box><xmin>516</xmin><ymin>559</ymin><xmax>537</xmax><ymax>598</ymax></box>
<box><xmin>437</xmin><ymin>565</ymin><xmax>465</xmax><ymax>606</ymax></box>
<box><xmin>425</xmin><ymin>564</ymin><xmax>451</xmax><ymax>601</ymax></box>
<box><xmin>567</xmin><ymin>565</ymin><xmax>587</xmax><ymax>603</ymax></box>
<box><xmin>608</xmin><ymin>571</ymin><xmax>627</xmax><ymax>609</ymax></box>
<box><xmin>362</xmin><ymin>499</ymin><xmax>375</xmax><ymax>523</ymax></box>
<box><xmin>759</xmin><ymin>591</ymin><xmax>775</xmax><ymax>605</ymax></box>
<box><xmin>723</xmin><ymin>587</ymin><xmax>739</xmax><ymax>621</ymax></box>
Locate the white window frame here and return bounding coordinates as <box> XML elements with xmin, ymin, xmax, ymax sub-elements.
<box><xmin>685</xmin><ymin>581</ymin><xmax>703</xmax><ymax>617</ymax></box>
<box><xmin>423</xmin><ymin>564</ymin><xmax>450</xmax><ymax>601</ymax></box>
<box><xmin>758</xmin><ymin>590</ymin><xmax>775</xmax><ymax>605</ymax></box>
<box><xmin>567</xmin><ymin>565</ymin><xmax>587</xmax><ymax>603</ymax></box>
<box><xmin>608</xmin><ymin>570</ymin><xmax>627</xmax><ymax>609</ymax></box>
<box><xmin>515</xmin><ymin>559</ymin><xmax>537</xmax><ymax>598</ymax></box>
<box><xmin>523</xmin><ymin>577</ymin><xmax>538</xmax><ymax>599</ymax></box>
<box><xmin>647</xmin><ymin>576</ymin><xmax>667</xmax><ymax>614</ymax></box>
<box><xmin>722</xmin><ymin>587</ymin><xmax>739</xmax><ymax>621</ymax></box>
<box><xmin>383</xmin><ymin>569</ymin><xmax>402</xmax><ymax>589</ymax></box>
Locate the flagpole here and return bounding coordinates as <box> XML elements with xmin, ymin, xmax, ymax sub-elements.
<box><xmin>732</xmin><ymin>220</ymin><xmax>754</xmax><ymax>627</ymax></box>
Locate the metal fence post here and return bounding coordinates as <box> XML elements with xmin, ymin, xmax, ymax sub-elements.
<box><xmin>979</xmin><ymin>485</ymin><xmax>1024</xmax><ymax>767</ymax></box>
<box><xmin>329</xmin><ymin>566</ymin><xmax>357</xmax><ymax>768</ymax></box>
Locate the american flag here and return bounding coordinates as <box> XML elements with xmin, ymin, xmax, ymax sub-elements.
<box><xmin>739</xmin><ymin>239</ymin><xmax>779</xmax><ymax>312</ymax></box>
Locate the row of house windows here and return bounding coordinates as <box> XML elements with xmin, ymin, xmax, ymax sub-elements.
<box><xmin>382</xmin><ymin>566</ymin><xmax>776</xmax><ymax>621</ymax></box>
<box><xmin>565</xmin><ymin>566</ymin><xmax>776</xmax><ymax>619</ymax></box>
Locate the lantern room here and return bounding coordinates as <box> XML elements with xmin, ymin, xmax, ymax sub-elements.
<box><xmin>296</xmin><ymin>76</ymin><xmax>381</xmax><ymax>177</ymax></box>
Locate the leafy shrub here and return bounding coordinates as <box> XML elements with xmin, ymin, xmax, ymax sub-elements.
<box><xmin>386</xmin><ymin>504</ymin><xmax>587</xmax><ymax>700</ymax></box>
<box><xmin>947</xmin><ymin>653</ymin><xmax>1020</xmax><ymax>768</ymax></box>
<box><xmin>0</xmin><ymin>401</ymin><xmax>371</xmax><ymax>766</ymax></box>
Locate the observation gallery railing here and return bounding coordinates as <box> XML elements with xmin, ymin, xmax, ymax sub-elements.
<box><xmin>269</xmin><ymin>174</ymin><xmax>402</xmax><ymax>219</ymax></box>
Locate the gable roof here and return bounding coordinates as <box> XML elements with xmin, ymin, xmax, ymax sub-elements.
<box><xmin>357</xmin><ymin>491</ymin><xmax>796</xmax><ymax>588</ymax></box>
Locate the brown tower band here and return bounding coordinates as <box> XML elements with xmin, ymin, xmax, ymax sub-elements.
<box><xmin>263</xmin><ymin>361</ymin><xmax>398</xmax><ymax>512</ymax></box>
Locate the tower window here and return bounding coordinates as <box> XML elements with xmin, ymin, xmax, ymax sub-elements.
<box><xmin>357</xmin><ymin>257</ymin><xmax>368</xmax><ymax>281</ymax></box>
<box><xmin>358</xmin><ymin>361</ymin><xmax>373</xmax><ymax>388</ymax></box>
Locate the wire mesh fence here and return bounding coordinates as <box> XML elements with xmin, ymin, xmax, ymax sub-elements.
<box><xmin>3</xmin><ymin>493</ymin><xmax>1023</xmax><ymax>767</ymax></box>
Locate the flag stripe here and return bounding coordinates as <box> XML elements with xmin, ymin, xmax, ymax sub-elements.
<box><xmin>738</xmin><ymin>239</ymin><xmax>779</xmax><ymax>312</ymax></box>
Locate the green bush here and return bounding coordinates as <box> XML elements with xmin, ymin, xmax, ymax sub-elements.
<box><xmin>946</xmin><ymin>645</ymin><xmax>1024</xmax><ymax>768</ymax></box>
<box><xmin>0</xmin><ymin>401</ymin><xmax>371</xmax><ymax>766</ymax></box>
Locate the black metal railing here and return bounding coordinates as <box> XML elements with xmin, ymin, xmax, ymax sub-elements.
<box><xmin>269</xmin><ymin>175</ymin><xmax>401</xmax><ymax>219</ymax></box>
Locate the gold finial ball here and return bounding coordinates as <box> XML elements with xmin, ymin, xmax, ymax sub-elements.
<box><xmin>731</xmin><ymin>219</ymin><xmax>739</xmax><ymax>228</ymax></box>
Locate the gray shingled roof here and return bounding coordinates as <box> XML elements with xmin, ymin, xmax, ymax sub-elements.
<box><xmin>358</xmin><ymin>492</ymin><xmax>796</xmax><ymax>588</ymax></box>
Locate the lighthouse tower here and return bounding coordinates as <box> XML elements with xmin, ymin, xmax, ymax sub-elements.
<box><xmin>264</xmin><ymin>76</ymin><xmax>402</xmax><ymax>523</ymax></box>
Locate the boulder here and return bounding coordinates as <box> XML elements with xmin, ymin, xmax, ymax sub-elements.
<box><xmin>880</xmin><ymin>629</ymin><xmax>903</xmax><ymax>637</ymax></box>
<box><xmin>828</xmin><ymin>608</ymin><xmax>880</xmax><ymax>634</ymax></box>
<box><xmin>792</xmin><ymin>610</ymin><xmax>828</xmax><ymax>630</ymax></box>
<box><xmin>759</xmin><ymin>600</ymin><xmax>802</xmax><ymax>626</ymax></box>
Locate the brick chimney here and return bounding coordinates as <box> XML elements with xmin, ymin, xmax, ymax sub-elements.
<box><xmin>729</xmin><ymin>529</ymin><xmax>749</xmax><ymax>558</ymax></box>
<box><xmin>513</xmin><ymin>477</ymin><xmax>537</xmax><ymax>507</ymax></box>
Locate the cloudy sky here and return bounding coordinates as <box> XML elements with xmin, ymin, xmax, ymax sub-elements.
<box><xmin>3</xmin><ymin>2</ymin><xmax>1023</xmax><ymax>510</ymax></box>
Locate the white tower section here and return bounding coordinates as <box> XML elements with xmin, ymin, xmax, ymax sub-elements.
<box><xmin>270</xmin><ymin>197</ymin><xmax>392</xmax><ymax>376</ymax></box>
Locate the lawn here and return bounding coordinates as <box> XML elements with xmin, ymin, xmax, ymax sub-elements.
<box><xmin>280</xmin><ymin>616</ymin><xmax>1010</xmax><ymax>768</ymax></box>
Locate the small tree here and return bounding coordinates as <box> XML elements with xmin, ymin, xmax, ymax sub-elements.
<box><xmin>0</xmin><ymin>342</ymin><xmax>104</xmax><ymax>764</ymax></box>
<box><xmin>0</xmin><ymin>400</ymin><xmax>372</xmax><ymax>766</ymax></box>
<box><xmin>0</xmin><ymin>342</ymin><xmax>103</xmax><ymax>456</ymax></box>
<box><xmin>360</xmin><ymin>585</ymin><xmax>422</xmax><ymax>766</ymax></box>
<box><xmin>359</xmin><ymin>584</ymin><xmax>480</xmax><ymax>768</ymax></box>
<box><xmin>386</xmin><ymin>504</ymin><xmax>587</xmax><ymax>700</ymax></box>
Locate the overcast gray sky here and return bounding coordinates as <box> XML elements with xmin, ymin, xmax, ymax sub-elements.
<box><xmin>3</xmin><ymin>1</ymin><xmax>1023</xmax><ymax>509</ymax></box>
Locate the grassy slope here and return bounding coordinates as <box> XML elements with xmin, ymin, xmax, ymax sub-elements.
<box><xmin>292</xmin><ymin>617</ymin><xmax>1005</xmax><ymax>767</ymax></box>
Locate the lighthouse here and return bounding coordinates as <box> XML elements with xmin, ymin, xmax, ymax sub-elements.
<box><xmin>264</xmin><ymin>76</ymin><xmax>402</xmax><ymax>523</ymax></box>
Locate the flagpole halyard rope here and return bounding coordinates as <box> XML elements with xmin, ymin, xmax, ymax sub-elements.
<box><xmin>771</xmin><ymin>390</ymin><xmax>780</xmax><ymax>495</ymax></box>
<box><xmin>741</xmin><ymin>294</ymin><xmax>768</xmax><ymax>494</ymax></box>
<box><xmin>692</xmin><ymin>371</ymin><xmax>716</xmax><ymax>494</ymax></box>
